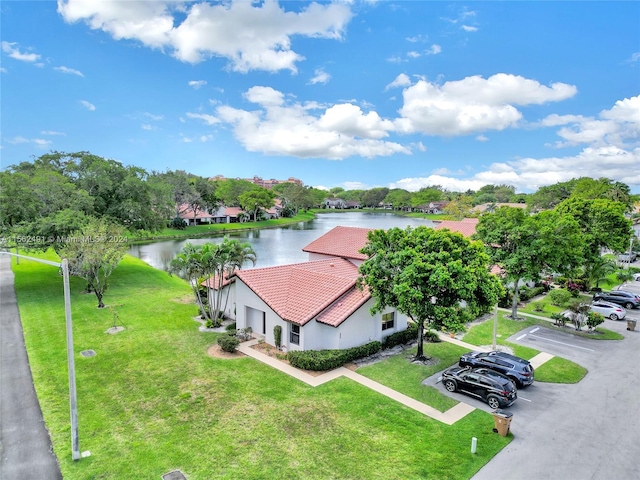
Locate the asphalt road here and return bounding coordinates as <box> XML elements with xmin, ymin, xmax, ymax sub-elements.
<box><xmin>0</xmin><ymin>255</ymin><xmax>62</xmax><ymax>479</ymax></box>
<box><xmin>425</xmin><ymin>284</ymin><xmax>640</xmax><ymax>480</ymax></box>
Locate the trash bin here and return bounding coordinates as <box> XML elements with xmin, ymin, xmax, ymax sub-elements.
<box><xmin>492</xmin><ymin>409</ymin><xmax>513</xmax><ymax>437</ymax></box>
<box><xmin>627</xmin><ymin>319</ymin><xmax>637</xmax><ymax>331</ymax></box>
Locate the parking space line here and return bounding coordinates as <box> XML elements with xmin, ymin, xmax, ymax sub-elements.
<box><xmin>518</xmin><ymin>396</ymin><xmax>532</xmax><ymax>402</ymax></box>
<box><xmin>516</xmin><ymin>333</ymin><xmax>527</xmax><ymax>340</ymax></box>
<box><xmin>528</xmin><ymin>334</ymin><xmax>595</xmax><ymax>351</ymax></box>
<box><xmin>530</xmin><ymin>327</ymin><xmax>540</xmax><ymax>333</ymax></box>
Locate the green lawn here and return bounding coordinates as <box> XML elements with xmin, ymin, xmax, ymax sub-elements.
<box><xmin>357</xmin><ymin>342</ymin><xmax>468</xmax><ymax>412</ymax></box>
<box><xmin>13</xmin><ymin>253</ymin><xmax>510</xmax><ymax>480</ymax></box>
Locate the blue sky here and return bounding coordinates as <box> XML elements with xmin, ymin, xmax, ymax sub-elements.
<box><xmin>2</xmin><ymin>1</ymin><xmax>639</xmax><ymax>193</ymax></box>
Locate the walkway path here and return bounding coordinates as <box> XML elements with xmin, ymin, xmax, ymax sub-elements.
<box><xmin>238</xmin><ymin>329</ymin><xmax>555</xmax><ymax>425</ymax></box>
<box><xmin>0</xmin><ymin>254</ymin><xmax>62</xmax><ymax>479</ymax></box>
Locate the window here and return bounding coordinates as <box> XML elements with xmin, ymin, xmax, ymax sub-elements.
<box><xmin>382</xmin><ymin>312</ymin><xmax>395</xmax><ymax>330</ymax></box>
<box><xmin>290</xmin><ymin>324</ymin><xmax>300</xmax><ymax>345</ymax></box>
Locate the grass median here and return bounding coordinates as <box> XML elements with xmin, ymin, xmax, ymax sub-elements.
<box><xmin>13</xmin><ymin>253</ymin><xmax>510</xmax><ymax>480</ymax></box>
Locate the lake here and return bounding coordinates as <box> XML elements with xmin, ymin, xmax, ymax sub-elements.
<box><xmin>129</xmin><ymin>211</ymin><xmax>436</xmax><ymax>271</ymax></box>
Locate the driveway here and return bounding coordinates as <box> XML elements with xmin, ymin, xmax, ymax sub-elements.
<box><xmin>466</xmin><ymin>317</ymin><xmax>640</xmax><ymax>480</ymax></box>
<box><xmin>0</xmin><ymin>254</ymin><xmax>62</xmax><ymax>479</ymax></box>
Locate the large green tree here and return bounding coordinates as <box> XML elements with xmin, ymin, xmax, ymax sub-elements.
<box><xmin>358</xmin><ymin>227</ymin><xmax>503</xmax><ymax>360</ymax></box>
<box><xmin>238</xmin><ymin>188</ymin><xmax>276</xmax><ymax>221</ymax></box>
<box><xmin>474</xmin><ymin>207</ymin><xmax>583</xmax><ymax>319</ymax></box>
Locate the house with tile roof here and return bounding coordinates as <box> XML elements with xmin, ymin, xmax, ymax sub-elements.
<box><xmin>214</xmin><ymin>226</ymin><xmax>409</xmax><ymax>351</ymax></box>
<box><xmin>434</xmin><ymin>218</ymin><xmax>479</xmax><ymax>238</ymax></box>
<box><xmin>233</xmin><ymin>258</ymin><xmax>408</xmax><ymax>351</ymax></box>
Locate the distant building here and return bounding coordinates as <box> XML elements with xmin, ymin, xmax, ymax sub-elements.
<box><xmin>210</xmin><ymin>174</ymin><xmax>303</xmax><ymax>189</ymax></box>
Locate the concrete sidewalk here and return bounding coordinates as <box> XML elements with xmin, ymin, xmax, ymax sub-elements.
<box><xmin>0</xmin><ymin>254</ymin><xmax>62</xmax><ymax>479</ymax></box>
<box><xmin>238</xmin><ymin>338</ymin><xmax>477</xmax><ymax>425</ymax></box>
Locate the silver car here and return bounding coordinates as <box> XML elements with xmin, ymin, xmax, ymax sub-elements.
<box><xmin>590</xmin><ymin>300</ymin><xmax>627</xmax><ymax>320</ymax></box>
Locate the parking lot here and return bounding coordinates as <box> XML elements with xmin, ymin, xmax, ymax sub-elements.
<box><xmin>425</xmin><ymin>281</ymin><xmax>640</xmax><ymax>480</ymax></box>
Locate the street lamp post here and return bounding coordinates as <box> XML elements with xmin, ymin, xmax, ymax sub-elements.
<box><xmin>1</xmin><ymin>252</ymin><xmax>81</xmax><ymax>460</ymax></box>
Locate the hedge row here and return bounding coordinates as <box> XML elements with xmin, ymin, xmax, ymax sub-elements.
<box><xmin>287</xmin><ymin>341</ymin><xmax>382</xmax><ymax>371</ymax></box>
<box><xmin>382</xmin><ymin>322</ymin><xmax>418</xmax><ymax>349</ymax></box>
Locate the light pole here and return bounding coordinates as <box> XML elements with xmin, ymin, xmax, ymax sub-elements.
<box><xmin>1</xmin><ymin>252</ymin><xmax>81</xmax><ymax>460</ymax></box>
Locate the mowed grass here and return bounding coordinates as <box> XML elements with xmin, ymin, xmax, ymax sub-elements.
<box><xmin>357</xmin><ymin>342</ymin><xmax>468</xmax><ymax>412</ymax></box>
<box><xmin>13</xmin><ymin>254</ymin><xmax>510</xmax><ymax>480</ymax></box>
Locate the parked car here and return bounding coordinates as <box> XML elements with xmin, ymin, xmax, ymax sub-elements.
<box><xmin>593</xmin><ymin>290</ymin><xmax>640</xmax><ymax>309</ymax></box>
<box><xmin>633</xmin><ymin>273</ymin><xmax>640</xmax><ymax>282</ymax></box>
<box><xmin>618</xmin><ymin>253</ymin><xmax>637</xmax><ymax>263</ymax></box>
<box><xmin>459</xmin><ymin>351</ymin><xmax>534</xmax><ymax>387</ymax></box>
<box><xmin>440</xmin><ymin>366</ymin><xmax>517</xmax><ymax>409</ymax></box>
<box><xmin>589</xmin><ymin>300</ymin><xmax>627</xmax><ymax>320</ymax></box>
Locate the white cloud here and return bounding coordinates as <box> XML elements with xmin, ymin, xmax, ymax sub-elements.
<box><xmin>625</xmin><ymin>52</ymin><xmax>640</xmax><ymax>64</ymax></box>
<box><xmin>461</xmin><ymin>25</ymin><xmax>478</xmax><ymax>32</ymax></box>
<box><xmin>144</xmin><ymin>112</ymin><xmax>164</xmax><ymax>121</ymax></box>
<box><xmin>7</xmin><ymin>136</ymin><xmax>52</xmax><ymax>148</ymax></box>
<box><xmin>308</xmin><ymin>68</ymin><xmax>331</xmax><ymax>85</ymax></box>
<box><xmin>216</xmin><ymin>86</ymin><xmax>410</xmax><ymax>160</ymax></box>
<box><xmin>57</xmin><ymin>0</ymin><xmax>353</xmax><ymax>72</ymax></box>
<box><xmin>426</xmin><ymin>44</ymin><xmax>442</xmax><ymax>55</ymax></box>
<box><xmin>395</xmin><ymin>73</ymin><xmax>577</xmax><ymax>136</ymax></box>
<box><xmin>1</xmin><ymin>67</ymin><xmax>8</xmax><ymax>74</ymax></box>
<box><xmin>385</xmin><ymin>73</ymin><xmax>411</xmax><ymax>90</ymax></box>
<box><xmin>1</xmin><ymin>41</ymin><xmax>41</xmax><ymax>62</ymax></box>
<box><xmin>186</xmin><ymin>112</ymin><xmax>220</xmax><ymax>125</ymax></box>
<box><xmin>141</xmin><ymin>124</ymin><xmax>153</xmax><ymax>130</ymax></box>
<box><xmin>41</xmin><ymin>130</ymin><xmax>66</xmax><ymax>136</ymax></box>
<box><xmin>476</xmin><ymin>135</ymin><xmax>489</xmax><ymax>142</ymax></box>
<box><xmin>189</xmin><ymin>80</ymin><xmax>207</xmax><ymax>89</ymax></box>
<box><xmin>80</xmin><ymin>100</ymin><xmax>96</xmax><ymax>111</ymax></box>
<box><xmin>54</xmin><ymin>66</ymin><xmax>84</xmax><ymax>76</ymax></box>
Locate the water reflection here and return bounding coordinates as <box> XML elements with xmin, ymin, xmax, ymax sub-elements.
<box><xmin>129</xmin><ymin>212</ymin><xmax>435</xmax><ymax>271</ymax></box>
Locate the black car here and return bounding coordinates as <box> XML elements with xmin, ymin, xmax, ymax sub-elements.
<box><xmin>593</xmin><ymin>290</ymin><xmax>640</xmax><ymax>309</ymax></box>
<box><xmin>440</xmin><ymin>366</ymin><xmax>517</xmax><ymax>409</ymax></box>
<box><xmin>459</xmin><ymin>351</ymin><xmax>534</xmax><ymax>388</ymax></box>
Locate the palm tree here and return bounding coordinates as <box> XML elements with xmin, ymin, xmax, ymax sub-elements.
<box><xmin>583</xmin><ymin>255</ymin><xmax>616</xmax><ymax>290</ymax></box>
<box><xmin>168</xmin><ymin>243</ymin><xmax>208</xmax><ymax>319</ymax></box>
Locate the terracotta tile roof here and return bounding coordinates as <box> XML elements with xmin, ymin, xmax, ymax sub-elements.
<box><xmin>315</xmin><ymin>285</ymin><xmax>370</xmax><ymax>327</ymax></box>
<box><xmin>302</xmin><ymin>226</ymin><xmax>374</xmax><ymax>261</ymax></box>
<box><xmin>178</xmin><ymin>203</ymin><xmax>214</xmax><ymax>220</ymax></box>
<box><xmin>235</xmin><ymin>258</ymin><xmax>370</xmax><ymax>326</ymax></box>
<box><xmin>434</xmin><ymin>218</ymin><xmax>479</xmax><ymax>238</ymax></box>
<box><xmin>202</xmin><ymin>271</ymin><xmax>235</xmax><ymax>290</ymax></box>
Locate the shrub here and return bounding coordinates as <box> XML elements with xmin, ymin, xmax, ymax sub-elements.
<box><xmin>217</xmin><ymin>333</ymin><xmax>240</xmax><ymax>353</ymax></box>
<box><xmin>424</xmin><ymin>329</ymin><xmax>441</xmax><ymax>343</ymax></box>
<box><xmin>225</xmin><ymin>322</ymin><xmax>237</xmax><ymax>332</ymax></box>
<box><xmin>382</xmin><ymin>322</ymin><xmax>418</xmax><ymax>349</ymax></box>
<box><xmin>548</xmin><ymin>288</ymin><xmax>572</xmax><ymax>307</ymax></box>
<box><xmin>551</xmin><ymin>312</ymin><xmax>567</xmax><ymax>328</ymax></box>
<box><xmin>273</xmin><ymin>325</ymin><xmax>282</xmax><ymax>349</ymax></box>
<box><xmin>169</xmin><ymin>216</ymin><xmax>186</xmax><ymax>230</ymax></box>
<box><xmin>287</xmin><ymin>341</ymin><xmax>381</xmax><ymax>371</ymax></box>
<box><xmin>586</xmin><ymin>311</ymin><xmax>605</xmax><ymax>331</ymax></box>
<box><xmin>532</xmin><ymin>301</ymin><xmax>545</xmax><ymax>312</ymax></box>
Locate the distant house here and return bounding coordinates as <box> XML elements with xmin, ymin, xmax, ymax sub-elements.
<box><xmin>434</xmin><ymin>218</ymin><xmax>479</xmax><ymax>238</ymax></box>
<box><xmin>210</xmin><ymin>206</ymin><xmax>245</xmax><ymax>223</ymax></box>
<box><xmin>428</xmin><ymin>201</ymin><xmax>449</xmax><ymax>214</ymax></box>
<box><xmin>472</xmin><ymin>203</ymin><xmax>527</xmax><ymax>213</ymax></box>
<box><xmin>324</xmin><ymin>198</ymin><xmax>346</xmax><ymax>209</ymax></box>
<box><xmin>210</xmin><ymin>225</ymin><xmax>409</xmax><ymax>351</ymax></box>
<box><xmin>178</xmin><ymin>204</ymin><xmax>214</xmax><ymax>225</ymax></box>
<box><xmin>345</xmin><ymin>200</ymin><xmax>361</xmax><ymax>209</ymax></box>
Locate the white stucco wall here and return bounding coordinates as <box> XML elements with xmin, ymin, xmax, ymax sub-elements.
<box><xmin>208</xmin><ymin>282</ymin><xmax>237</xmax><ymax>320</ymax></box>
<box><xmin>235</xmin><ymin>278</ymin><xmax>409</xmax><ymax>351</ymax></box>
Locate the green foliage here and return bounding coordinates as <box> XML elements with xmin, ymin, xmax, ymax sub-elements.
<box><xmin>217</xmin><ymin>333</ymin><xmax>240</xmax><ymax>352</ymax></box>
<box><xmin>382</xmin><ymin>322</ymin><xmax>419</xmax><ymax>349</ymax></box>
<box><xmin>423</xmin><ymin>330</ymin><xmax>442</xmax><ymax>343</ymax></box>
<box><xmin>548</xmin><ymin>288</ymin><xmax>572</xmax><ymax>307</ymax></box>
<box><xmin>287</xmin><ymin>341</ymin><xmax>381</xmax><ymax>371</ymax></box>
<box><xmin>586</xmin><ymin>311</ymin><xmax>605</xmax><ymax>331</ymax></box>
<box><xmin>169</xmin><ymin>217</ymin><xmax>186</xmax><ymax>230</ymax></box>
<box><xmin>225</xmin><ymin>322</ymin><xmax>237</xmax><ymax>331</ymax></box>
<box><xmin>273</xmin><ymin>325</ymin><xmax>282</xmax><ymax>349</ymax></box>
<box><xmin>359</xmin><ymin>226</ymin><xmax>503</xmax><ymax>359</ymax></box>
<box><xmin>532</xmin><ymin>301</ymin><xmax>545</xmax><ymax>312</ymax></box>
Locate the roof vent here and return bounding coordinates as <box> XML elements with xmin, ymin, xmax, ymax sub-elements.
<box><xmin>330</xmin><ymin>263</ymin><xmax>334</xmax><ymax>267</ymax></box>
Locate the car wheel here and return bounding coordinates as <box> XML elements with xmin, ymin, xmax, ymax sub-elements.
<box><xmin>624</xmin><ymin>302</ymin><xmax>633</xmax><ymax>309</ymax></box>
<box><xmin>487</xmin><ymin>395</ymin><xmax>501</xmax><ymax>410</ymax></box>
<box><xmin>508</xmin><ymin>377</ymin><xmax>520</xmax><ymax>388</ymax></box>
<box><xmin>444</xmin><ymin>380</ymin><xmax>457</xmax><ymax>392</ymax></box>
<box><xmin>609</xmin><ymin>314</ymin><xmax>619</xmax><ymax>321</ymax></box>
